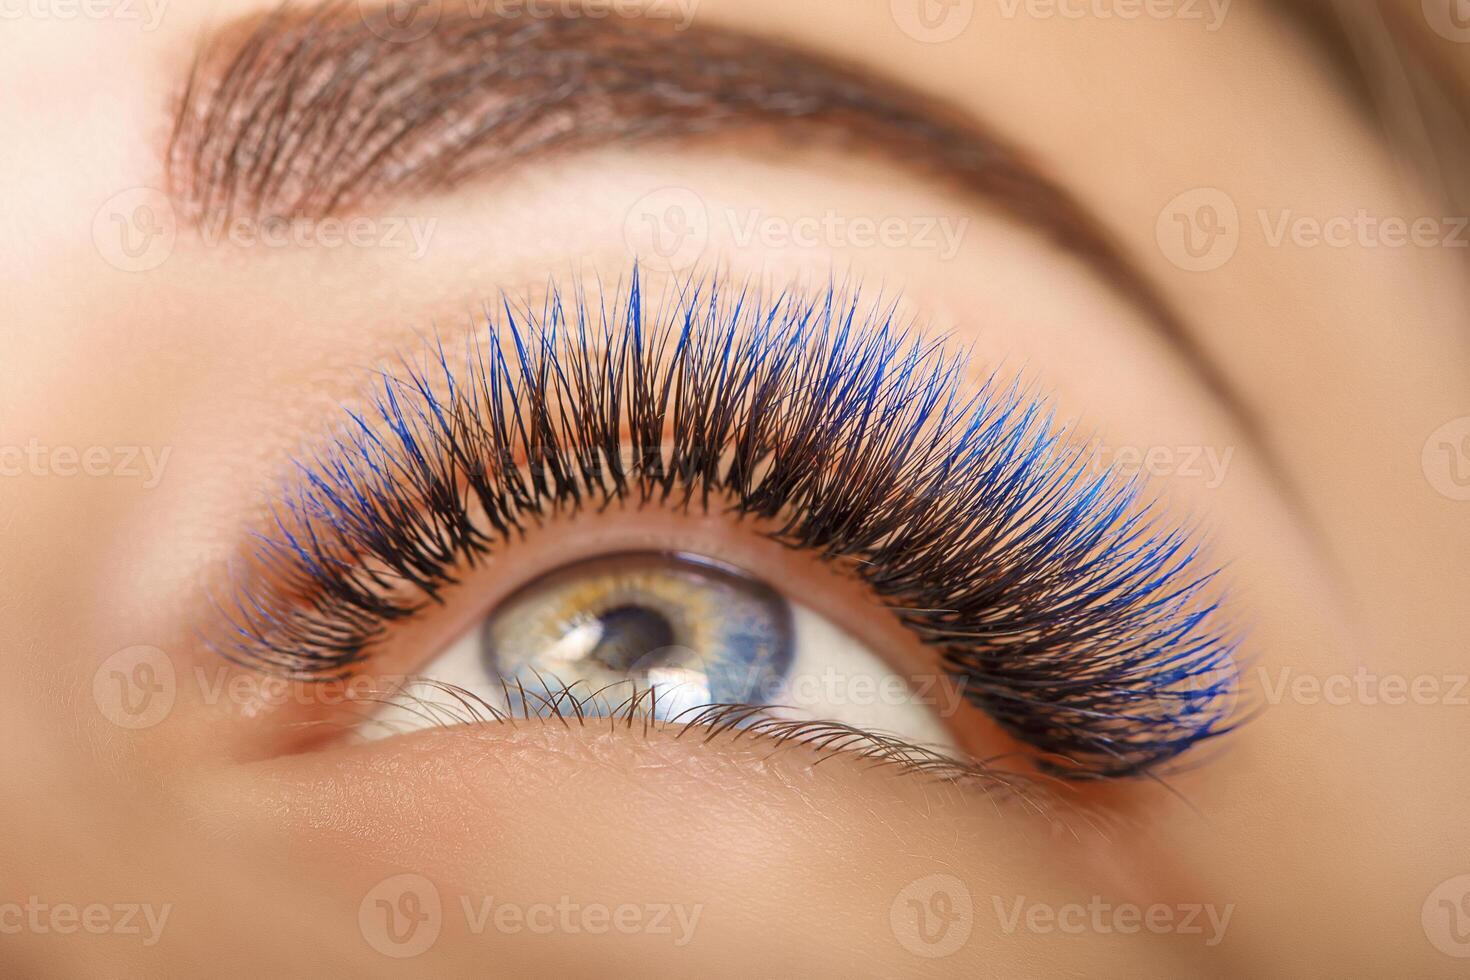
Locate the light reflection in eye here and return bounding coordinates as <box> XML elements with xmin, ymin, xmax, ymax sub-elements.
<box><xmin>372</xmin><ymin>551</ymin><xmax>963</xmax><ymax>755</ymax></box>
<box><xmin>482</xmin><ymin>553</ymin><xmax>793</xmax><ymax>720</ymax></box>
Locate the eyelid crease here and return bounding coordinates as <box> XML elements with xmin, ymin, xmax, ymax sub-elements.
<box><xmin>165</xmin><ymin>0</ymin><xmax>1295</xmax><ymax>493</ymax></box>
<box><xmin>208</xmin><ymin>267</ymin><xmax>1243</xmax><ymax>782</ymax></box>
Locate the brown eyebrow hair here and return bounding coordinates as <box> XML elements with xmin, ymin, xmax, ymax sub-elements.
<box><xmin>167</xmin><ymin>1</ymin><xmax>1289</xmax><ymax>492</ymax></box>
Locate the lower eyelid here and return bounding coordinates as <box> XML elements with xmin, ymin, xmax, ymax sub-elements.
<box><xmin>225</xmin><ymin>696</ymin><xmax>1049</xmax><ymax>820</ymax></box>
<box><xmin>195</xmin><ymin>714</ymin><xmax>1083</xmax><ymax>920</ymax></box>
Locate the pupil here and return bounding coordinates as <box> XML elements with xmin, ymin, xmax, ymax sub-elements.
<box><xmin>589</xmin><ymin>605</ymin><xmax>677</xmax><ymax>672</ymax></box>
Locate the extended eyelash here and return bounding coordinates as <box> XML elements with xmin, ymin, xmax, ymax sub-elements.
<box><xmin>213</xmin><ymin>269</ymin><xmax>1240</xmax><ymax>780</ymax></box>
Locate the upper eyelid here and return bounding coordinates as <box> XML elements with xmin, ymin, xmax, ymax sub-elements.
<box><xmin>210</xmin><ymin>271</ymin><xmax>1241</xmax><ymax>780</ymax></box>
<box><xmin>165</xmin><ymin>2</ymin><xmax>1288</xmax><ymax>487</ymax></box>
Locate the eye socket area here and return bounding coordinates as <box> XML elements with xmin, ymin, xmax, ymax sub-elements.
<box><xmin>368</xmin><ymin>549</ymin><xmax>969</xmax><ymax>758</ymax></box>
<box><xmin>201</xmin><ymin>277</ymin><xmax>1240</xmax><ymax>779</ymax></box>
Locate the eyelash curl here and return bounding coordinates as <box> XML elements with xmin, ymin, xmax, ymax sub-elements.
<box><xmin>214</xmin><ymin>268</ymin><xmax>1241</xmax><ymax>780</ymax></box>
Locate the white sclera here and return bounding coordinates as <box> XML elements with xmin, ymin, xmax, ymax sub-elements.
<box><xmin>367</xmin><ymin>572</ymin><xmax>962</xmax><ymax>759</ymax></box>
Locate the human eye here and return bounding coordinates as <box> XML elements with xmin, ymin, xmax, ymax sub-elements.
<box><xmin>213</xmin><ymin>273</ymin><xmax>1237</xmax><ymax>783</ymax></box>
<box><xmin>15</xmin><ymin>0</ymin><xmax>1470</xmax><ymax>974</ymax></box>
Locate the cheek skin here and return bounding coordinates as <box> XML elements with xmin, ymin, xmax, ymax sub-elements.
<box><xmin>185</xmin><ymin>721</ymin><xmax>1224</xmax><ymax>977</ymax></box>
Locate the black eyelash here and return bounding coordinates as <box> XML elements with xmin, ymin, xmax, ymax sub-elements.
<box><xmin>213</xmin><ymin>269</ymin><xmax>1240</xmax><ymax>780</ymax></box>
<box><xmin>349</xmin><ymin>677</ymin><xmax>1077</xmax><ymax>825</ymax></box>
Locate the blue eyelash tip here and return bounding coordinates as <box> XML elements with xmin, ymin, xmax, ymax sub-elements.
<box><xmin>213</xmin><ymin>266</ymin><xmax>1243</xmax><ymax>780</ymax></box>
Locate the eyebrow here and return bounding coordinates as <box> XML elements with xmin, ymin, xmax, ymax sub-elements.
<box><xmin>168</xmin><ymin>1</ymin><xmax>1286</xmax><ymax>489</ymax></box>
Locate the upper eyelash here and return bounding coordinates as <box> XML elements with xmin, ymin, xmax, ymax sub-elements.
<box><xmin>212</xmin><ymin>268</ymin><xmax>1240</xmax><ymax>780</ymax></box>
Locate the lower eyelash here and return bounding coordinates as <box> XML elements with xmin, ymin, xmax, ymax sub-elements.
<box><xmin>364</xmin><ymin>676</ymin><xmax>1066</xmax><ymax>820</ymax></box>
<box><xmin>213</xmin><ymin>268</ymin><xmax>1241</xmax><ymax>780</ymax></box>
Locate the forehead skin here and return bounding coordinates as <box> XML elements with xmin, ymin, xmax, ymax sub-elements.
<box><xmin>0</xmin><ymin>1</ymin><xmax>1467</xmax><ymax>976</ymax></box>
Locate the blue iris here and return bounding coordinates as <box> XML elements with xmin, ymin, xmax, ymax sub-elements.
<box><xmin>479</xmin><ymin>553</ymin><xmax>794</xmax><ymax>718</ymax></box>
